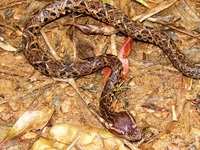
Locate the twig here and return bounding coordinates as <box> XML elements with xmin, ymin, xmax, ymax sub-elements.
<box><xmin>172</xmin><ymin>105</ymin><xmax>178</xmax><ymax>121</ymax></box>
<box><xmin>0</xmin><ymin>0</ymin><xmax>27</xmax><ymax>10</ymax></box>
<box><xmin>66</xmin><ymin>136</ymin><xmax>80</xmax><ymax>150</ymax></box>
<box><xmin>40</xmin><ymin>29</ymin><xmax>60</xmax><ymax>61</ymax></box>
<box><xmin>132</xmin><ymin>0</ymin><xmax>179</xmax><ymax>22</ymax></box>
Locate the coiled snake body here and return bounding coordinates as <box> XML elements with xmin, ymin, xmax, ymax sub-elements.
<box><xmin>22</xmin><ymin>0</ymin><xmax>200</xmax><ymax>141</ymax></box>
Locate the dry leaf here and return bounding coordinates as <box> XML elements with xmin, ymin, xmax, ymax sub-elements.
<box><xmin>4</xmin><ymin>106</ymin><xmax>55</xmax><ymax>141</ymax></box>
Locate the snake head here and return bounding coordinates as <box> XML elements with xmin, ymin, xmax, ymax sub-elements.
<box><xmin>107</xmin><ymin>111</ymin><xmax>141</xmax><ymax>141</ymax></box>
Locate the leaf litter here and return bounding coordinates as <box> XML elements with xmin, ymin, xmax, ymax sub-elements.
<box><xmin>0</xmin><ymin>0</ymin><xmax>199</xmax><ymax>149</ymax></box>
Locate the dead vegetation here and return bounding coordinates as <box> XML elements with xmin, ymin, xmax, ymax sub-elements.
<box><xmin>0</xmin><ymin>0</ymin><xmax>200</xmax><ymax>149</ymax></box>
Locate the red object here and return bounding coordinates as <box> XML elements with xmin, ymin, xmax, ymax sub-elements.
<box><xmin>103</xmin><ymin>36</ymin><xmax>132</xmax><ymax>80</ymax></box>
<box><xmin>118</xmin><ymin>36</ymin><xmax>132</xmax><ymax>79</ymax></box>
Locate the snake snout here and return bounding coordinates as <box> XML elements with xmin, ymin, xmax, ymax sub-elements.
<box><xmin>110</xmin><ymin>111</ymin><xmax>142</xmax><ymax>141</ymax></box>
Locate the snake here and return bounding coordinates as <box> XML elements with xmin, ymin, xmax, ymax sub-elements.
<box><xmin>22</xmin><ymin>0</ymin><xmax>200</xmax><ymax>141</ymax></box>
